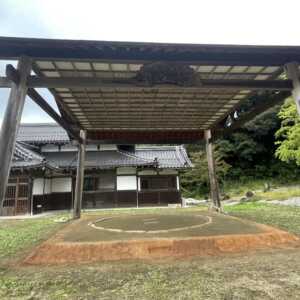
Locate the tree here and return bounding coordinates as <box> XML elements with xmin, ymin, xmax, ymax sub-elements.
<box><xmin>183</xmin><ymin>94</ymin><xmax>300</xmax><ymax>198</ymax></box>
<box><xmin>275</xmin><ymin>98</ymin><xmax>300</xmax><ymax>165</ymax></box>
<box><xmin>216</xmin><ymin>104</ymin><xmax>282</xmax><ymax>180</ymax></box>
<box><xmin>181</xmin><ymin>145</ymin><xmax>230</xmax><ymax>197</ymax></box>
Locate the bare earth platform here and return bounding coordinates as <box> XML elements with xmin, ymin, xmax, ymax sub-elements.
<box><xmin>24</xmin><ymin>211</ymin><xmax>299</xmax><ymax>265</ymax></box>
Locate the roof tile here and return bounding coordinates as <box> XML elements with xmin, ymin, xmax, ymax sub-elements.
<box><xmin>12</xmin><ymin>124</ymin><xmax>192</xmax><ymax>170</ymax></box>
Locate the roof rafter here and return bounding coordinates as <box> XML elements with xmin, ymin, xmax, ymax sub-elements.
<box><xmin>24</xmin><ymin>77</ymin><xmax>295</xmax><ymax>91</ymax></box>
<box><xmin>1</xmin><ymin>36</ymin><xmax>300</xmax><ymax>66</ymax></box>
<box><xmin>213</xmin><ymin>91</ymin><xmax>291</xmax><ymax>140</ymax></box>
<box><xmin>5</xmin><ymin>64</ymin><xmax>82</xmax><ymax>142</ymax></box>
<box><xmin>1</xmin><ymin>36</ymin><xmax>299</xmax><ymax>143</ymax></box>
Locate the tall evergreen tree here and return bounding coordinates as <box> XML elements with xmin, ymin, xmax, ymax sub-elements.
<box><xmin>275</xmin><ymin>98</ymin><xmax>300</xmax><ymax>165</ymax></box>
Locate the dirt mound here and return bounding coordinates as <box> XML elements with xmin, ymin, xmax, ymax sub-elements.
<box><xmin>24</xmin><ymin>223</ymin><xmax>299</xmax><ymax>265</ymax></box>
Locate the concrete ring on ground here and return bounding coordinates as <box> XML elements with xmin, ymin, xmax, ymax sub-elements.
<box><xmin>89</xmin><ymin>214</ymin><xmax>212</xmax><ymax>234</ymax></box>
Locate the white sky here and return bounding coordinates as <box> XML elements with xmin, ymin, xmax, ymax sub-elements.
<box><xmin>1</xmin><ymin>0</ymin><xmax>300</xmax><ymax>124</ymax></box>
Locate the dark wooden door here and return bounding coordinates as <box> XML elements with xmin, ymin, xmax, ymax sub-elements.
<box><xmin>2</xmin><ymin>177</ymin><xmax>30</xmax><ymax>216</ymax></box>
<box><xmin>16</xmin><ymin>178</ymin><xmax>29</xmax><ymax>215</ymax></box>
<box><xmin>3</xmin><ymin>180</ymin><xmax>17</xmax><ymax>216</ymax></box>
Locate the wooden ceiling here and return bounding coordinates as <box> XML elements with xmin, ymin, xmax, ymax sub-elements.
<box><xmin>32</xmin><ymin>60</ymin><xmax>283</xmax><ymax>131</ymax></box>
<box><xmin>0</xmin><ymin>37</ymin><xmax>297</xmax><ymax>143</ymax></box>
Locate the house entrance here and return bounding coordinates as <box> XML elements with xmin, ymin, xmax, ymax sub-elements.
<box><xmin>2</xmin><ymin>177</ymin><xmax>30</xmax><ymax>216</ymax></box>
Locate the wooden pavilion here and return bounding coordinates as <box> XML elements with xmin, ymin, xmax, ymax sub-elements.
<box><xmin>0</xmin><ymin>37</ymin><xmax>300</xmax><ymax>218</ymax></box>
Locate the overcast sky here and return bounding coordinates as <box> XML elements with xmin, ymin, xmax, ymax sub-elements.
<box><xmin>1</xmin><ymin>0</ymin><xmax>300</xmax><ymax>125</ymax></box>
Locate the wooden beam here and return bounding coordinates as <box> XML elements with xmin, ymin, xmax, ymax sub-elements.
<box><xmin>213</xmin><ymin>91</ymin><xmax>291</xmax><ymax>140</ymax></box>
<box><xmin>73</xmin><ymin>130</ymin><xmax>86</xmax><ymax>219</ymax></box>
<box><xmin>87</xmin><ymin>129</ymin><xmax>204</xmax><ymax>144</ymax></box>
<box><xmin>26</xmin><ymin>76</ymin><xmax>293</xmax><ymax>91</ymax></box>
<box><xmin>4</xmin><ymin>64</ymin><xmax>82</xmax><ymax>143</ymax></box>
<box><xmin>27</xmin><ymin>89</ymin><xmax>82</xmax><ymax>142</ymax></box>
<box><xmin>6</xmin><ymin>64</ymin><xmax>20</xmax><ymax>84</ymax></box>
<box><xmin>2</xmin><ymin>36</ymin><xmax>300</xmax><ymax>66</ymax></box>
<box><xmin>284</xmin><ymin>62</ymin><xmax>300</xmax><ymax>115</ymax></box>
<box><xmin>204</xmin><ymin>130</ymin><xmax>221</xmax><ymax>211</ymax></box>
<box><xmin>0</xmin><ymin>64</ymin><xmax>23</xmax><ymax>87</ymax></box>
<box><xmin>0</xmin><ymin>56</ymin><xmax>32</xmax><ymax>212</ymax></box>
<box><xmin>31</xmin><ymin>61</ymin><xmax>82</xmax><ymax>130</ymax></box>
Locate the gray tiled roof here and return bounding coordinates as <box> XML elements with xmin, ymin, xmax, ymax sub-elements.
<box><xmin>17</xmin><ymin>123</ymin><xmax>69</xmax><ymax>144</ymax></box>
<box><xmin>135</xmin><ymin>145</ymin><xmax>193</xmax><ymax>168</ymax></box>
<box><xmin>12</xmin><ymin>142</ymin><xmax>46</xmax><ymax>169</ymax></box>
<box><xmin>44</xmin><ymin>150</ymin><xmax>155</xmax><ymax>170</ymax></box>
<box><xmin>43</xmin><ymin>146</ymin><xmax>191</xmax><ymax>170</ymax></box>
<box><xmin>12</xmin><ymin>124</ymin><xmax>192</xmax><ymax>170</ymax></box>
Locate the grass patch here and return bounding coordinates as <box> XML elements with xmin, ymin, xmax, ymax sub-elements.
<box><xmin>1</xmin><ymin>206</ymin><xmax>300</xmax><ymax>299</ymax></box>
<box><xmin>225</xmin><ymin>202</ymin><xmax>300</xmax><ymax>235</ymax></box>
<box><xmin>184</xmin><ymin>178</ymin><xmax>300</xmax><ymax>200</ymax></box>
<box><xmin>256</xmin><ymin>187</ymin><xmax>300</xmax><ymax>201</ymax></box>
<box><xmin>0</xmin><ymin>213</ymin><xmax>70</xmax><ymax>262</ymax></box>
<box><xmin>1</xmin><ymin>248</ymin><xmax>300</xmax><ymax>299</ymax></box>
<box><xmin>222</xmin><ymin>179</ymin><xmax>300</xmax><ymax>200</ymax></box>
<box><xmin>222</xmin><ymin>179</ymin><xmax>270</xmax><ymax>197</ymax></box>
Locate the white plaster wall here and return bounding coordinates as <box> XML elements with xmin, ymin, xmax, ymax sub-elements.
<box><xmin>60</xmin><ymin>144</ymin><xmax>77</xmax><ymax>152</ymax></box>
<box><xmin>117</xmin><ymin>167</ymin><xmax>136</xmax><ymax>175</ymax></box>
<box><xmin>86</xmin><ymin>145</ymin><xmax>98</xmax><ymax>151</ymax></box>
<box><xmin>138</xmin><ymin>177</ymin><xmax>141</xmax><ymax>191</ymax></box>
<box><xmin>52</xmin><ymin>177</ymin><xmax>72</xmax><ymax>193</ymax></box>
<box><xmin>41</xmin><ymin>145</ymin><xmax>60</xmax><ymax>152</ymax></box>
<box><xmin>100</xmin><ymin>144</ymin><xmax>117</xmax><ymax>151</ymax></box>
<box><xmin>33</xmin><ymin>177</ymin><xmax>72</xmax><ymax>194</ymax></box>
<box><xmin>117</xmin><ymin>176</ymin><xmax>137</xmax><ymax>190</ymax></box>
<box><xmin>33</xmin><ymin>178</ymin><xmax>51</xmax><ymax>195</ymax></box>
<box><xmin>43</xmin><ymin>144</ymin><xmax>100</xmax><ymax>153</ymax></box>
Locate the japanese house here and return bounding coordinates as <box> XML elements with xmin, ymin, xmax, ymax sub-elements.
<box><xmin>2</xmin><ymin>123</ymin><xmax>192</xmax><ymax>216</ymax></box>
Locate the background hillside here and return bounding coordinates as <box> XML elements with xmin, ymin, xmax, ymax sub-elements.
<box><xmin>181</xmin><ymin>96</ymin><xmax>300</xmax><ymax>198</ymax></box>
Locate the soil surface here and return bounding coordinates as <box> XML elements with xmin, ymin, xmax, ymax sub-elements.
<box><xmin>23</xmin><ymin>211</ymin><xmax>299</xmax><ymax>265</ymax></box>
<box><xmin>91</xmin><ymin>213</ymin><xmax>210</xmax><ymax>233</ymax></box>
<box><xmin>61</xmin><ymin>211</ymin><xmax>263</xmax><ymax>242</ymax></box>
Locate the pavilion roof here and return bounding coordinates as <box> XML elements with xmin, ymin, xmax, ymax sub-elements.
<box><xmin>0</xmin><ymin>37</ymin><xmax>297</xmax><ymax>143</ymax></box>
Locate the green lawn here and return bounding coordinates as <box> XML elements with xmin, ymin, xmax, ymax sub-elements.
<box><xmin>0</xmin><ymin>205</ymin><xmax>300</xmax><ymax>299</ymax></box>
<box><xmin>225</xmin><ymin>202</ymin><xmax>300</xmax><ymax>235</ymax></box>
<box><xmin>220</xmin><ymin>178</ymin><xmax>300</xmax><ymax>198</ymax></box>
<box><xmin>0</xmin><ymin>213</ymin><xmax>70</xmax><ymax>263</ymax></box>
<box><xmin>256</xmin><ymin>187</ymin><xmax>300</xmax><ymax>201</ymax></box>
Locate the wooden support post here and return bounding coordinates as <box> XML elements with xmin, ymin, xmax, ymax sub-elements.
<box><xmin>284</xmin><ymin>62</ymin><xmax>300</xmax><ymax>115</ymax></box>
<box><xmin>73</xmin><ymin>130</ymin><xmax>86</xmax><ymax>219</ymax></box>
<box><xmin>0</xmin><ymin>57</ymin><xmax>32</xmax><ymax>212</ymax></box>
<box><xmin>136</xmin><ymin>173</ymin><xmax>139</xmax><ymax>208</ymax></box>
<box><xmin>204</xmin><ymin>129</ymin><xmax>221</xmax><ymax>211</ymax></box>
<box><xmin>4</xmin><ymin>65</ymin><xmax>82</xmax><ymax>143</ymax></box>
